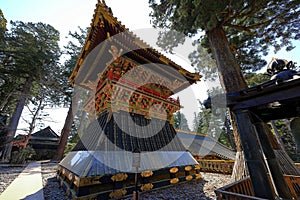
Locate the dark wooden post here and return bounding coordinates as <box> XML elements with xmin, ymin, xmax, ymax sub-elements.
<box><xmin>132</xmin><ymin>148</ymin><xmax>140</xmax><ymax>200</ymax></box>
<box><xmin>233</xmin><ymin>110</ymin><xmax>275</xmax><ymax>199</ymax></box>
<box><xmin>253</xmin><ymin>121</ymin><xmax>293</xmax><ymax>199</ymax></box>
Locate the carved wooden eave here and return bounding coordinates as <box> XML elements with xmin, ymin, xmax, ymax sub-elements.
<box><xmin>69</xmin><ymin>0</ymin><xmax>201</xmax><ymax>88</ymax></box>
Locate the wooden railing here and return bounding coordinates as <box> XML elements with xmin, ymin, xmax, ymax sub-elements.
<box><xmin>215</xmin><ymin>177</ymin><xmax>256</xmax><ymax>199</ymax></box>
<box><xmin>215</xmin><ymin>175</ymin><xmax>300</xmax><ymax>199</ymax></box>
<box><xmin>285</xmin><ymin>175</ymin><xmax>300</xmax><ymax>199</ymax></box>
<box><xmin>197</xmin><ymin>159</ymin><xmax>235</xmax><ymax>174</ymax></box>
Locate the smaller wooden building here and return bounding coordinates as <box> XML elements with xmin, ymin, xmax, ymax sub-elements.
<box><xmin>13</xmin><ymin>126</ymin><xmax>60</xmax><ymax>160</ymax></box>
<box><xmin>28</xmin><ymin>126</ymin><xmax>60</xmax><ymax>160</ymax></box>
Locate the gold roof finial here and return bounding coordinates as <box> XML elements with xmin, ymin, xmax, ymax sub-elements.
<box><xmin>98</xmin><ymin>0</ymin><xmax>113</xmax><ymax>15</ymax></box>
<box><xmin>98</xmin><ymin>0</ymin><xmax>106</xmax><ymax>6</ymax></box>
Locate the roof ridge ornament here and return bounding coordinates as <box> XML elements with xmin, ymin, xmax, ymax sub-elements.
<box><xmin>98</xmin><ymin>0</ymin><xmax>106</xmax><ymax>6</ymax></box>
<box><xmin>97</xmin><ymin>0</ymin><xmax>113</xmax><ymax>15</ymax></box>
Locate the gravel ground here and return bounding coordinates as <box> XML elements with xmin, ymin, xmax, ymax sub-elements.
<box><xmin>0</xmin><ymin>164</ymin><xmax>25</xmax><ymax>194</ymax></box>
<box><xmin>41</xmin><ymin>161</ymin><xmax>69</xmax><ymax>200</ymax></box>
<box><xmin>125</xmin><ymin>173</ymin><xmax>232</xmax><ymax>200</ymax></box>
<box><xmin>1</xmin><ymin>162</ymin><xmax>233</xmax><ymax>199</ymax></box>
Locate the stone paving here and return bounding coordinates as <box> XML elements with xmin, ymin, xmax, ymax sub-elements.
<box><xmin>0</xmin><ymin>162</ymin><xmax>44</xmax><ymax>200</ymax></box>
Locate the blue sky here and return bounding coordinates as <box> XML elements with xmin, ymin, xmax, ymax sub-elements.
<box><xmin>0</xmin><ymin>0</ymin><xmax>153</xmax><ymax>47</ymax></box>
<box><xmin>1</xmin><ymin>0</ymin><xmax>299</xmax><ymax>64</ymax></box>
<box><xmin>1</xmin><ymin>0</ymin><xmax>299</xmax><ymax>134</ymax></box>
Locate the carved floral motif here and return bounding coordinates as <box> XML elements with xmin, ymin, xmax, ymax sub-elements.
<box><xmin>111</xmin><ymin>173</ymin><xmax>128</xmax><ymax>182</ymax></box>
<box><xmin>185</xmin><ymin>166</ymin><xmax>192</xmax><ymax>171</ymax></box>
<box><xmin>170</xmin><ymin>178</ymin><xmax>179</xmax><ymax>184</ymax></box>
<box><xmin>109</xmin><ymin>189</ymin><xmax>127</xmax><ymax>199</ymax></box>
<box><xmin>170</xmin><ymin>167</ymin><xmax>179</xmax><ymax>174</ymax></box>
<box><xmin>140</xmin><ymin>183</ymin><xmax>154</xmax><ymax>191</ymax></box>
<box><xmin>186</xmin><ymin>175</ymin><xmax>193</xmax><ymax>181</ymax></box>
<box><xmin>194</xmin><ymin>164</ymin><xmax>201</xmax><ymax>170</ymax></box>
<box><xmin>141</xmin><ymin>171</ymin><xmax>154</xmax><ymax>178</ymax></box>
<box><xmin>195</xmin><ymin>173</ymin><xmax>202</xmax><ymax>179</ymax></box>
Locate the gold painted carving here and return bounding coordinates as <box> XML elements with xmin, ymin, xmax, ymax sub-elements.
<box><xmin>74</xmin><ymin>176</ymin><xmax>80</xmax><ymax>187</ymax></box>
<box><xmin>109</xmin><ymin>189</ymin><xmax>127</xmax><ymax>199</ymax></box>
<box><xmin>194</xmin><ymin>164</ymin><xmax>201</xmax><ymax>170</ymax></box>
<box><xmin>170</xmin><ymin>178</ymin><xmax>179</xmax><ymax>184</ymax></box>
<box><xmin>186</xmin><ymin>175</ymin><xmax>193</xmax><ymax>181</ymax></box>
<box><xmin>170</xmin><ymin>167</ymin><xmax>179</xmax><ymax>174</ymax></box>
<box><xmin>140</xmin><ymin>183</ymin><xmax>154</xmax><ymax>191</ymax></box>
<box><xmin>141</xmin><ymin>171</ymin><xmax>153</xmax><ymax>178</ymax></box>
<box><xmin>195</xmin><ymin>173</ymin><xmax>202</xmax><ymax>179</ymax></box>
<box><xmin>111</xmin><ymin>173</ymin><xmax>128</xmax><ymax>182</ymax></box>
<box><xmin>185</xmin><ymin>166</ymin><xmax>192</xmax><ymax>171</ymax></box>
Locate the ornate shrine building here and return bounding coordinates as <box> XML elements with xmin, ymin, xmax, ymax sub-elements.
<box><xmin>57</xmin><ymin>1</ymin><xmax>202</xmax><ymax>199</ymax></box>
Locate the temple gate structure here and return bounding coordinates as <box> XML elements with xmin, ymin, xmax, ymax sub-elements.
<box><xmin>57</xmin><ymin>1</ymin><xmax>202</xmax><ymax>199</ymax></box>
<box><xmin>214</xmin><ymin>60</ymin><xmax>300</xmax><ymax>199</ymax></box>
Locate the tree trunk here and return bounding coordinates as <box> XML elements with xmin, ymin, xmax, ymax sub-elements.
<box><xmin>206</xmin><ymin>26</ymin><xmax>248</xmax><ymax>180</ymax></box>
<box><xmin>53</xmin><ymin>102</ymin><xmax>75</xmax><ymax>161</ymax></box>
<box><xmin>24</xmin><ymin>97</ymin><xmax>44</xmax><ymax>145</ymax></box>
<box><xmin>0</xmin><ymin>77</ymin><xmax>33</xmax><ymax>161</ymax></box>
<box><xmin>206</xmin><ymin>26</ymin><xmax>248</xmax><ymax>93</ymax></box>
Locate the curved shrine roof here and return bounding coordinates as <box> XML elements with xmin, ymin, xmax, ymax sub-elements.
<box><xmin>176</xmin><ymin>129</ymin><xmax>236</xmax><ymax>160</ymax></box>
<box><xmin>69</xmin><ymin>0</ymin><xmax>201</xmax><ymax>90</ymax></box>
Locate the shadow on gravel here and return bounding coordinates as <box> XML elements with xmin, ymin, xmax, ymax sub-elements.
<box><xmin>41</xmin><ymin>162</ymin><xmax>70</xmax><ymax>200</ymax></box>
<box><xmin>128</xmin><ymin>179</ymin><xmax>214</xmax><ymax>200</ymax></box>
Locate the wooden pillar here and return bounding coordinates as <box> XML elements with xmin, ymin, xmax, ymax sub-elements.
<box><xmin>233</xmin><ymin>110</ymin><xmax>275</xmax><ymax>199</ymax></box>
<box><xmin>253</xmin><ymin>121</ymin><xmax>293</xmax><ymax>199</ymax></box>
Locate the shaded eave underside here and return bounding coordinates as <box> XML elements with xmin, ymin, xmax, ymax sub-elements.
<box><xmin>69</xmin><ymin>1</ymin><xmax>201</xmax><ymax>87</ymax></box>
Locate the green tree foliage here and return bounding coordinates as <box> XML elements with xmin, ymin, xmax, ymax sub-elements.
<box><xmin>0</xmin><ymin>10</ymin><xmax>6</xmax><ymax>26</ymax></box>
<box><xmin>0</xmin><ymin>9</ymin><xmax>6</xmax><ymax>42</ymax></box>
<box><xmin>244</xmin><ymin>72</ymin><xmax>270</xmax><ymax>87</ymax></box>
<box><xmin>149</xmin><ymin>0</ymin><xmax>299</xmax><ymax>75</ymax></box>
<box><xmin>192</xmin><ymin>99</ymin><xmax>234</xmax><ymax>149</ymax></box>
<box><xmin>0</xmin><ymin>21</ymin><xmax>61</xmax><ymax>161</ymax></box>
<box><xmin>0</xmin><ymin>10</ymin><xmax>14</xmax><ymax>114</ymax></box>
<box><xmin>272</xmin><ymin>120</ymin><xmax>297</xmax><ymax>157</ymax></box>
<box><xmin>10</xmin><ymin>145</ymin><xmax>36</xmax><ymax>164</ymax></box>
<box><xmin>61</xmin><ymin>27</ymin><xmax>89</xmax><ymax>102</ymax></box>
<box><xmin>173</xmin><ymin>111</ymin><xmax>190</xmax><ymax>131</ymax></box>
<box><xmin>1</xmin><ymin>21</ymin><xmax>62</xmax><ymax>113</ymax></box>
<box><xmin>192</xmin><ymin>106</ymin><xmax>210</xmax><ymax>134</ymax></box>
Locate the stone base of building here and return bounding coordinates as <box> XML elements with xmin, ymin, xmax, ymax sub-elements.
<box><xmin>57</xmin><ymin>156</ymin><xmax>202</xmax><ymax>199</ymax></box>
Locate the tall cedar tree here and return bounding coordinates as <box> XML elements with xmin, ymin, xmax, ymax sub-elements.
<box><xmin>173</xmin><ymin>111</ymin><xmax>190</xmax><ymax>131</ymax></box>
<box><xmin>149</xmin><ymin>0</ymin><xmax>300</xmax><ymax>180</ymax></box>
<box><xmin>0</xmin><ymin>21</ymin><xmax>61</xmax><ymax>161</ymax></box>
<box><xmin>54</xmin><ymin>27</ymin><xmax>87</xmax><ymax>160</ymax></box>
